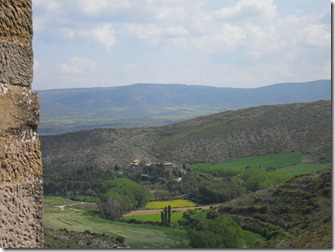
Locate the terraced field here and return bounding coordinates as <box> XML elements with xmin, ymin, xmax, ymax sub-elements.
<box><xmin>44</xmin><ymin>198</ymin><xmax>189</xmax><ymax>248</ymax></box>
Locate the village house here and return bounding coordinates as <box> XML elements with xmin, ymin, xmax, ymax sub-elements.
<box><xmin>128</xmin><ymin>159</ymin><xmax>146</xmax><ymax>173</ymax></box>
<box><xmin>163</xmin><ymin>162</ymin><xmax>177</xmax><ymax>173</ymax></box>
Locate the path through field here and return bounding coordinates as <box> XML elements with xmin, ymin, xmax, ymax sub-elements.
<box><xmin>124</xmin><ymin>204</ymin><xmax>217</xmax><ymax>217</ymax></box>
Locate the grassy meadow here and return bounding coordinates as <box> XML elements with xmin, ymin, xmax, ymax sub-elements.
<box><xmin>44</xmin><ymin>196</ymin><xmax>265</xmax><ymax>248</ymax></box>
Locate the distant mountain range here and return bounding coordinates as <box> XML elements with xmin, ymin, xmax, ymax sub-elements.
<box><xmin>37</xmin><ymin>79</ymin><xmax>331</xmax><ymax>134</ymax></box>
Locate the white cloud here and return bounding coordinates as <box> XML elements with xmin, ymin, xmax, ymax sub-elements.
<box><xmin>59</xmin><ymin>24</ymin><xmax>117</xmax><ymax>51</ymax></box>
<box><xmin>214</xmin><ymin>0</ymin><xmax>277</xmax><ymax>20</ymax></box>
<box><xmin>127</xmin><ymin>24</ymin><xmax>189</xmax><ymax>39</ymax></box>
<box><xmin>73</xmin><ymin>0</ymin><xmax>130</xmax><ymax>16</ymax></box>
<box><xmin>58</xmin><ymin>57</ymin><xmax>98</xmax><ymax>75</ymax></box>
<box><xmin>303</xmin><ymin>24</ymin><xmax>330</xmax><ymax>47</ymax></box>
<box><xmin>90</xmin><ymin>24</ymin><xmax>117</xmax><ymax>51</ymax></box>
<box><xmin>33</xmin><ymin>0</ymin><xmax>62</xmax><ymax>12</ymax></box>
<box><xmin>32</xmin><ymin>0</ymin><xmax>63</xmax><ymax>32</ymax></box>
<box><xmin>126</xmin><ymin>23</ymin><xmax>189</xmax><ymax>48</ymax></box>
<box><xmin>193</xmin><ymin>24</ymin><xmax>245</xmax><ymax>52</ymax></box>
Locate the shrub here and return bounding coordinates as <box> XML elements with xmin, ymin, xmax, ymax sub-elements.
<box><xmin>115</xmin><ymin>236</ymin><xmax>125</xmax><ymax>243</ymax></box>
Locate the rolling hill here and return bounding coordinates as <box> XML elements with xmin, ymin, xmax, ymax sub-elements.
<box><xmin>217</xmin><ymin>168</ymin><xmax>332</xmax><ymax>248</ymax></box>
<box><xmin>37</xmin><ymin>79</ymin><xmax>331</xmax><ymax>134</ymax></box>
<box><xmin>40</xmin><ymin>100</ymin><xmax>332</xmax><ymax>176</ymax></box>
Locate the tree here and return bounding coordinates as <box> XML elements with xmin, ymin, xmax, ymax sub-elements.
<box><xmin>167</xmin><ymin>205</ymin><xmax>172</xmax><ymax>224</ymax></box>
<box><xmin>161</xmin><ymin>211</ymin><xmax>164</xmax><ymax>225</ymax></box>
<box><xmin>160</xmin><ymin>205</ymin><xmax>172</xmax><ymax>226</ymax></box>
<box><xmin>98</xmin><ymin>178</ymin><xmax>149</xmax><ymax>220</ymax></box>
<box><xmin>97</xmin><ymin>195</ymin><xmax>123</xmax><ymax>220</ymax></box>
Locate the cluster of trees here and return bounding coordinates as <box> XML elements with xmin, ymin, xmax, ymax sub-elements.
<box><xmin>165</xmin><ymin>166</ymin><xmax>290</xmax><ymax>204</ymax></box>
<box><xmin>160</xmin><ymin>205</ymin><xmax>172</xmax><ymax>226</ymax></box>
<box><xmin>97</xmin><ymin>178</ymin><xmax>149</xmax><ymax>220</ymax></box>
<box><xmin>167</xmin><ymin>172</ymin><xmax>246</xmax><ymax>204</ymax></box>
<box><xmin>43</xmin><ymin>165</ymin><xmax>119</xmax><ymax>197</ymax></box>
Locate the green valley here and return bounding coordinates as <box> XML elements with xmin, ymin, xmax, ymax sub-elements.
<box><xmin>41</xmin><ymin>100</ymin><xmax>332</xmax><ymax>249</ymax></box>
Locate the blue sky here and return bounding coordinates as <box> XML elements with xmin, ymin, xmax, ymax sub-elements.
<box><xmin>32</xmin><ymin>0</ymin><xmax>331</xmax><ymax>90</ymax></box>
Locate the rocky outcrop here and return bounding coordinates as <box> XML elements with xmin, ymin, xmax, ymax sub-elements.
<box><xmin>0</xmin><ymin>0</ymin><xmax>43</xmax><ymax>248</ymax></box>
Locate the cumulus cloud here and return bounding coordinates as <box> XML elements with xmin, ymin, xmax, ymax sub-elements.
<box><xmin>303</xmin><ymin>24</ymin><xmax>330</xmax><ymax>47</ymax></box>
<box><xmin>59</xmin><ymin>24</ymin><xmax>117</xmax><ymax>51</ymax></box>
<box><xmin>58</xmin><ymin>57</ymin><xmax>98</xmax><ymax>75</ymax></box>
<box><xmin>193</xmin><ymin>24</ymin><xmax>245</xmax><ymax>52</ymax></box>
<box><xmin>90</xmin><ymin>24</ymin><xmax>117</xmax><ymax>51</ymax></box>
<box><xmin>74</xmin><ymin>0</ymin><xmax>130</xmax><ymax>16</ymax></box>
<box><xmin>214</xmin><ymin>0</ymin><xmax>277</xmax><ymax>20</ymax></box>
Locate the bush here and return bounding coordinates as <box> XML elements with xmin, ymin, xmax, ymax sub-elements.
<box><xmin>189</xmin><ymin>215</ymin><xmax>242</xmax><ymax>248</ymax></box>
<box><xmin>115</xmin><ymin>236</ymin><xmax>125</xmax><ymax>244</ymax></box>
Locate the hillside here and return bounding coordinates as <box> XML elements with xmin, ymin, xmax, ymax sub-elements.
<box><xmin>217</xmin><ymin>169</ymin><xmax>332</xmax><ymax>248</ymax></box>
<box><xmin>37</xmin><ymin>79</ymin><xmax>331</xmax><ymax>134</ymax></box>
<box><xmin>44</xmin><ymin>227</ymin><xmax>129</xmax><ymax>249</ymax></box>
<box><xmin>41</xmin><ymin>100</ymin><xmax>331</xmax><ymax>175</ymax></box>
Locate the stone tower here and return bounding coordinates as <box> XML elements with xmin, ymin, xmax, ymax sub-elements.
<box><xmin>0</xmin><ymin>0</ymin><xmax>44</xmax><ymax>248</ymax></box>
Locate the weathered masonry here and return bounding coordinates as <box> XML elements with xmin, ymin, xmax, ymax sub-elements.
<box><xmin>0</xmin><ymin>0</ymin><xmax>44</xmax><ymax>248</ymax></box>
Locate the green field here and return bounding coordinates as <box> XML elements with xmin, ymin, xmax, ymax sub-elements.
<box><xmin>44</xmin><ymin>198</ymin><xmax>189</xmax><ymax>248</ymax></box>
<box><xmin>44</xmin><ymin>196</ymin><xmax>75</xmax><ymax>205</ymax></box>
<box><xmin>145</xmin><ymin>199</ymin><xmax>197</xmax><ymax>209</ymax></box>
<box><xmin>44</xmin><ymin>196</ymin><xmax>266</xmax><ymax>248</ymax></box>
<box><xmin>190</xmin><ymin>152</ymin><xmax>302</xmax><ymax>170</ymax></box>
<box><xmin>189</xmin><ymin>151</ymin><xmax>330</xmax><ymax>177</ymax></box>
<box><xmin>278</xmin><ymin>163</ymin><xmax>330</xmax><ymax>176</ymax></box>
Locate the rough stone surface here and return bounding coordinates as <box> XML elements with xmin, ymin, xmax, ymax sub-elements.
<box><xmin>0</xmin><ymin>0</ymin><xmax>33</xmax><ymax>40</ymax></box>
<box><xmin>0</xmin><ymin>0</ymin><xmax>33</xmax><ymax>87</ymax></box>
<box><xmin>0</xmin><ymin>0</ymin><xmax>43</xmax><ymax>248</ymax></box>
<box><xmin>0</xmin><ymin>41</ymin><xmax>33</xmax><ymax>87</ymax></box>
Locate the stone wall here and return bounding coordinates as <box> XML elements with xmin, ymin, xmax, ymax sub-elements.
<box><xmin>0</xmin><ymin>0</ymin><xmax>44</xmax><ymax>248</ymax></box>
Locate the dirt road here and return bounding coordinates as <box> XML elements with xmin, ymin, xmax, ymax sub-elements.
<box><xmin>123</xmin><ymin>204</ymin><xmax>218</xmax><ymax>217</ymax></box>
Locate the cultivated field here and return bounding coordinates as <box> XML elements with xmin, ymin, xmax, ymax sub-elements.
<box><xmin>189</xmin><ymin>151</ymin><xmax>330</xmax><ymax>177</ymax></box>
<box><xmin>145</xmin><ymin>199</ymin><xmax>197</xmax><ymax>209</ymax></box>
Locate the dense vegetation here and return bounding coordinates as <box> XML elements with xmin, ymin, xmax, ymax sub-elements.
<box><xmin>43</xmin><ymin>165</ymin><xmax>118</xmax><ymax>197</ymax></box>
<box><xmin>43</xmin><ymin>159</ymin><xmax>331</xmax><ymax>248</ymax></box>
<box><xmin>189</xmin><ymin>215</ymin><xmax>243</xmax><ymax>248</ymax></box>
